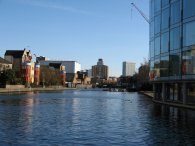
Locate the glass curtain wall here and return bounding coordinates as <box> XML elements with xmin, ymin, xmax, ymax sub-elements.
<box><xmin>170</xmin><ymin>53</ymin><xmax>181</xmax><ymax>77</ymax></box>
<box><xmin>150</xmin><ymin>0</ymin><xmax>195</xmax><ymax>80</ymax></box>
<box><xmin>183</xmin><ymin>0</ymin><xmax>195</xmax><ymax>19</ymax></box>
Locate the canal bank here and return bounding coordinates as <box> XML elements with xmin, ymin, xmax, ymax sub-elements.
<box><xmin>0</xmin><ymin>87</ymin><xmax>76</xmax><ymax>94</ymax></box>
<box><xmin>139</xmin><ymin>91</ymin><xmax>195</xmax><ymax>110</ymax></box>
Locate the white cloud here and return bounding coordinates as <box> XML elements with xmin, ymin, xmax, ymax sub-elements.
<box><xmin>11</xmin><ymin>0</ymin><xmax>90</xmax><ymax>15</ymax></box>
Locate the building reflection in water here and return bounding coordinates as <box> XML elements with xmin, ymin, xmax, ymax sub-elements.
<box><xmin>149</xmin><ymin>104</ymin><xmax>195</xmax><ymax>145</ymax></box>
<box><xmin>0</xmin><ymin>92</ymin><xmax>39</xmax><ymax>144</ymax></box>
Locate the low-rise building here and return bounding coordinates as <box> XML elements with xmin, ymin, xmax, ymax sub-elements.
<box><xmin>77</xmin><ymin>70</ymin><xmax>91</xmax><ymax>85</ymax></box>
<box><xmin>4</xmin><ymin>49</ymin><xmax>32</xmax><ymax>74</ymax></box>
<box><xmin>4</xmin><ymin>49</ymin><xmax>34</xmax><ymax>85</ymax></box>
<box><xmin>0</xmin><ymin>57</ymin><xmax>12</xmax><ymax>71</ymax></box>
<box><xmin>39</xmin><ymin>59</ymin><xmax>81</xmax><ymax>86</ymax></box>
<box><xmin>40</xmin><ymin>63</ymin><xmax>66</xmax><ymax>86</ymax></box>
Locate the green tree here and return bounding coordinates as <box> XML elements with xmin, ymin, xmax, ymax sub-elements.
<box><xmin>0</xmin><ymin>69</ymin><xmax>15</xmax><ymax>85</ymax></box>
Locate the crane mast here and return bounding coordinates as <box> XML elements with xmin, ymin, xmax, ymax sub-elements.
<box><xmin>131</xmin><ymin>3</ymin><xmax>149</xmax><ymax>23</ymax></box>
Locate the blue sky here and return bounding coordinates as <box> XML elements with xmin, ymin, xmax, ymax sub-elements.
<box><xmin>0</xmin><ymin>0</ymin><xmax>149</xmax><ymax>77</ymax></box>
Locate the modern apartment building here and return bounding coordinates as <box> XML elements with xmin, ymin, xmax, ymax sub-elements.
<box><xmin>92</xmin><ymin>59</ymin><xmax>108</xmax><ymax>80</ymax></box>
<box><xmin>122</xmin><ymin>61</ymin><xmax>135</xmax><ymax>76</ymax></box>
<box><xmin>149</xmin><ymin>0</ymin><xmax>195</xmax><ymax>104</ymax></box>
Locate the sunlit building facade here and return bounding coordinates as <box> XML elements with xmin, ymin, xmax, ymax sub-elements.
<box><xmin>149</xmin><ymin>0</ymin><xmax>195</xmax><ymax>104</ymax></box>
<box><xmin>92</xmin><ymin>59</ymin><xmax>108</xmax><ymax>80</ymax></box>
<box><xmin>122</xmin><ymin>61</ymin><xmax>135</xmax><ymax>76</ymax></box>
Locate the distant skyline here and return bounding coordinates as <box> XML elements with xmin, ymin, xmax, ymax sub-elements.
<box><xmin>0</xmin><ymin>0</ymin><xmax>149</xmax><ymax>77</ymax></box>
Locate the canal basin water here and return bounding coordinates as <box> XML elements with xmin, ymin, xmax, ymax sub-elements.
<box><xmin>0</xmin><ymin>90</ymin><xmax>194</xmax><ymax>145</ymax></box>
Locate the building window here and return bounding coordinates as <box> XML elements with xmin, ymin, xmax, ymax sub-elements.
<box><xmin>171</xmin><ymin>1</ymin><xmax>181</xmax><ymax>24</ymax></box>
<box><xmin>150</xmin><ymin>60</ymin><xmax>154</xmax><ymax>71</ymax></box>
<box><xmin>183</xmin><ymin>21</ymin><xmax>195</xmax><ymax>47</ymax></box>
<box><xmin>170</xmin><ymin>52</ymin><xmax>181</xmax><ymax>76</ymax></box>
<box><xmin>154</xmin><ymin>58</ymin><xmax>160</xmax><ymax>78</ymax></box>
<box><xmin>150</xmin><ymin>21</ymin><xmax>154</xmax><ymax>38</ymax></box>
<box><xmin>160</xmin><ymin>55</ymin><xmax>169</xmax><ymax>77</ymax></box>
<box><xmin>182</xmin><ymin>49</ymin><xmax>195</xmax><ymax>75</ymax></box>
<box><xmin>150</xmin><ymin>40</ymin><xmax>154</xmax><ymax>58</ymax></box>
<box><xmin>183</xmin><ymin>0</ymin><xmax>195</xmax><ymax>19</ymax></box>
<box><xmin>150</xmin><ymin>0</ymin><xmax>155</xmax><ymax>18</ymax></box>
<box><xmin>161</xmin><ymin>32</ymin><xmax>169</xmax><ymax>53</ymax></box>
<box><xmin>162</xmin><ymin>0</ymin><xmax>169</xmax><ymax>7</ymax></box>
<box><xmin>155</xmin><ymin>15</ymin><xmax>161</xmax><ymax>34</ymax></box>
<box><xmin>154</xmin><ymin>0</ymin><xmax>161</xmax><ymax>13</ymax></box>
<box><xmin>155</xmin><ymin>36</ymin><xmax>160</xmax><ymax>56</ymax></box>
<box><xmin>170</xmin><ymin>26</ymin><xmax>180</xmax><ymax>50</ymax></box>
<box><xmin>161</xmin><ymin>8</ymin><xmax>169</xmax><ymax>30</ymax></box>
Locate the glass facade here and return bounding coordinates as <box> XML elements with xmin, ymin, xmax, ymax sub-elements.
<box><xmin>160</xmin><ymin>56</ymin><xmax>169</xmax><ymax>77</ymax></box>
<box><xmin>170</xmin><ymin>1</ymin><xmax>181</xmax><ymax>25</ymax></box>
<box><xmin>169</xmin><ymin>52</ymin><xmax>181</xmax><ymax>76</ymax></box>
<box><xmin>170</xmin><ymin>26</ymin><xmax>180</xmax><ymax>50</ymax></box>
<box><xmin>161</xmin><ymin>32</ymin><xmax>169</xmax><ymax>53</ymax></box>
<box><xmin>182</xmin><ymin>49</ymin><xmax>195</xmax><ymax>75</ymax></box>
<box><xmin>161</xmin><ymin>8</ymin><xmax>169</xmax><ymax>30</ymax></box>
<box><xmin>150</xmin><ymin>0</ymin><xmax>195</xmax><ymax>105</ymax></box>
<box><xmin>183</xmin><ymin>21</ymin><xmax>195</xmax><ymax>47</ymax></box>
<box><xmin>155</xmin><ymin>36</ymin><xmax>160</xmax><ymax>55</ymax></box>
<box><xmin>154</xmin><ymin>15</ymin><xmax>161</xmax><ymax>34</ymax></box>
<box><xmin>149</xmin><ymin>0</ymin><xmax>195</xmax><ymax>81</ymax></box>
<box><xmin>183</xmin><ymin>0</ymin><xmax>195</xmax><ymax>19</ymax></box>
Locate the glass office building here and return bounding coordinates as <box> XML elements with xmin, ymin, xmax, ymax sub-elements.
<box><xmin>149</xmin><ymin>0</ymin><xmax>195</xmax><ymax>104</ymax></box>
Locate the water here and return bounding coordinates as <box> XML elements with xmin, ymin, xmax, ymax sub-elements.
<box><xmin>0</xmin><ymin>90</ymin><xmax>194</xmax><ymax>145</ymax></box>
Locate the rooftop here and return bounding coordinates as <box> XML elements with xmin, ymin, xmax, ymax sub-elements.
<box><xmin>5</xmin><ymin>50</ymin><xmax>24</xmax><ymax>58</ymax></box>
<box><xmin>0</xmin><ymin>57</ymin><xmax>11</xmax><ymax>64</ymax></box>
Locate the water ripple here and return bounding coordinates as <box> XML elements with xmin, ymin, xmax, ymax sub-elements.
<box><xmin>0</xmin><ymin>90</ymin><xmax>194</xmax><ymax>145</ymax></box>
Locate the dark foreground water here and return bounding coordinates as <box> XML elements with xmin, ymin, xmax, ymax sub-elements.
<box><xmin>0</xmin><ymin>90</ymin><xmax>195</xmax><ymax>145</ymax></box>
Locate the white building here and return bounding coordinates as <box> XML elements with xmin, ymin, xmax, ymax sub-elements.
<box><xmin>39</xmin><ymin>60</ymin><xmax>81</xmax><ymax>73</ymax></box>
<box><xmin>122</xmin><ymin>61</ymin><xmax>135</xmax><ymax>76</ymax></box>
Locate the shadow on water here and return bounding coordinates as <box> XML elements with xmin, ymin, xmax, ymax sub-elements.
<box><xmin>148</xmin><ymin>104</ymin><xmax>195</xmax><ymax>145</ymax></box>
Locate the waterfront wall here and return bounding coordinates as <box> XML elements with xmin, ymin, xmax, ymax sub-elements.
<box><xmin>4</xmin><ymin>85</ymin><xmax>25</xmax><ymax>89</ymax></box>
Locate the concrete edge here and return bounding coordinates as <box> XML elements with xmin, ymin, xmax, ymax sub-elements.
<box><xmin>139</xmin><ymin>91</ymin><xmax>195</xmax><ymax>110</ymax></box>
<box><xmin>152</xmin><ymin>100</ymin><xmax>195</xmax><ymax>110</ymax></box>
<box><xmin>138</xmin><ymin>91</ymin><xmax>153</xmax><ymax>98</ymax></box>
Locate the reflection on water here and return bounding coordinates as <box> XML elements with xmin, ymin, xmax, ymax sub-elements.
<box><xmin>0</xmin><ymin>90</ymin><xmax>194</xmax><ymax>145</ymax></box>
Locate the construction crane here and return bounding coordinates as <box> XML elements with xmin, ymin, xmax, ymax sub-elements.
<box><xmin>131</xmin><ymin>2</ymin><xmax>149</xmax><ymax>24</ymax></box>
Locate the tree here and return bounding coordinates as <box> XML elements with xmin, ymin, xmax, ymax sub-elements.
<box><xmin>137</xmin><ymin>58</ymin><xmax>152</xmax><ymax>91</ymax></box>
<box><xmin>0</xmin><ymin>69</ymin><xmax>22</xmax><ymax>85</ymax></box>
<box><xmin>40</xmin><ymin>66</ymin><xmax>62</xmax><ymax>86</ymax></box>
